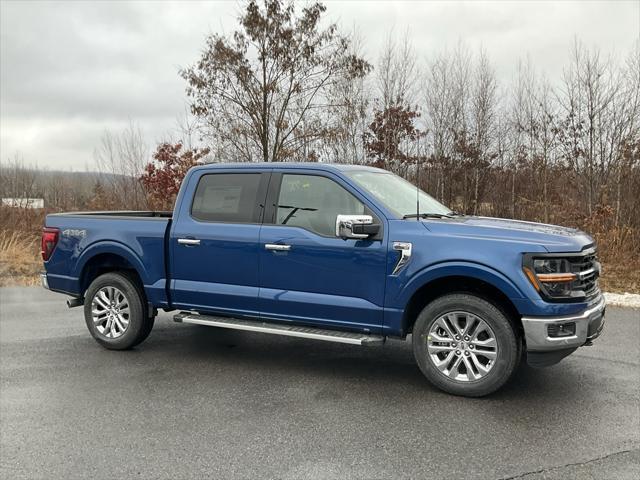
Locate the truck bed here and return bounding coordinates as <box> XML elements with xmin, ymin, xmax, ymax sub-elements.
<box><xmin>43</xmin><ymin>211</ymin><xmax>172</xmax><ymax>307</ymax></box>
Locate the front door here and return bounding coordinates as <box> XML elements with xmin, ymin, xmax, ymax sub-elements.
<box><xmin>258</xmin><ymin>172</ymin><xmax>387</xmax><ymax>333</ymax></box>
<box><xmin>170</xmin><ymin>170</ymin><xmax>269</xmax><ymax>317</ymax></box>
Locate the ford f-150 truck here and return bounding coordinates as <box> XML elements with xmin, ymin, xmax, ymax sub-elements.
<box><xmin>41</xmin><ymin>163</ymin><xmax>605</xmax><ymax>396</ymax></box>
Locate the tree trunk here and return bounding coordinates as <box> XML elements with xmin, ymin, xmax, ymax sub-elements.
<box><xmin>473</xmin><ymin>166</ymin><xmax>479</xmax><ymax>215</ymax></box>
<box><xmin>511</xmin><ymin>168</ymin><xmax>516</xmax><ymax>218</ymax></box>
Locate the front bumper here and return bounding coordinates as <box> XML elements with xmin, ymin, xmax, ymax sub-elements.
<box><xmin>521</xmin><ymin>296</ymin><xmax>605</xmax><ymax>352</ymax></box>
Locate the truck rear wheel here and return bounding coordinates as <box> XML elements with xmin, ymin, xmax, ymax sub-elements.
<box><xmin>412</xmin><ymin>293</ymin><xmax>520</xmax><ymax>397</ymax></box>
<box><xmin>83</xmin><ymin>272</ymin><xmax>154</xmax><ymax>350</ymax></box>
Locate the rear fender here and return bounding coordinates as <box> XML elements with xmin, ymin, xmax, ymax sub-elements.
<box><xmin>53</xmin><ymin>240</ymin><xmax>167</xmax><ymax>307</ymax></box>
<box><xmin>75</xmin><ymin>241</ymin><xmax>151</xmax><ymax>292</ymax></box>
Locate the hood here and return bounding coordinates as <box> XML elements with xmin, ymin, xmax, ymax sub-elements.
<box><xmin>420</xmin><ymin>216</ymin><xmax>594</xmax><ymax>253</ymax></box>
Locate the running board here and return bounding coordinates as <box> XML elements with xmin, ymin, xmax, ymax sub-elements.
<box><xmin>173</xmin><ymin>313</ymin><xmax>385</xmax><ymax>346</ymax></box>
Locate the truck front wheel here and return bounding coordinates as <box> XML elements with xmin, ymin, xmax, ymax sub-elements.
<box><xmin>412</xmin><ymin>293</ymin><xmax>520</xmax><ymax>397</ymax></box>
<box><xmin>83</xmin><ymin>272</ymin><xmax>154</xmax><ymax>350</ymax></box>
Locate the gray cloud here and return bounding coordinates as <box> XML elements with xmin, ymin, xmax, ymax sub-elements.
<box><xmin>1</xmin><ymin>0</ymin><xmax>638</xmax><ymax>170</ymax></box>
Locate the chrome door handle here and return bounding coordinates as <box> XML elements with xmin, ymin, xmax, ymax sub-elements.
<box><xmin>265</xmin><ymin>243</ymin><xmax>291</xmax><ymax>251</ymax></box>
<box><xmin>178</xmin><ymin>238</ymin><xmax>201</xmax><ymax>246</ymax></box>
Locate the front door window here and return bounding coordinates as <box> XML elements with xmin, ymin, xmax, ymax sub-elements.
<box><xmin>276</xmin><ymin>174</ymin><xmax>365</xmax><ymax>237</ymax></box>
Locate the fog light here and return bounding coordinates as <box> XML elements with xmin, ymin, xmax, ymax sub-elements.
<box><xmin>548</xmin><ymin>322</ymin><xmax>576</xmax><ymax>338</ymax></box>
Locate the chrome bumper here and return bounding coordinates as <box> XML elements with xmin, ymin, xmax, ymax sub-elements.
<box><xmin>40</xmin><ymin>272</ymin><xmax>49</xmax><ymax>290</ymax></box>
<box><xmin>521</xmin><ymin>297</ymin><xmax>605</xmax><ymax>351</ymax></box>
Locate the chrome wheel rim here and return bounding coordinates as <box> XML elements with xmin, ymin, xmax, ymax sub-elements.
<box><xmin>91</xmin><ymin>286</ymin><xmax>130</xmax><ymax>339</ymax></box>
<box><xmin>426</xmin><ymin>311</ymin><xmax>498</xmax><ymax>382</ymax></box>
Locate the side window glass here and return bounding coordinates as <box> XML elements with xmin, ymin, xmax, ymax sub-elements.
<box><xmin>191</xmin><ymin>173</ymin><xmax>262</xmax><ymax>222</ymax></box>
<box><xmin>276</xmin><ymin>174</ymin><xmax>365</xmax><ymax>236</ymax></box>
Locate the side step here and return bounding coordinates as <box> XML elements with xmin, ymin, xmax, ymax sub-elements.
<box><xmin>174</xmin><ymin>313</ymin><xmax>385</xmax><ymax>346</ymax></box>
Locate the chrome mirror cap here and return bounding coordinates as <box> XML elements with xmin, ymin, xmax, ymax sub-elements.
<box><xmin>336</xmin><ymin>214</ymin><xmax>373</xmax><ymax>239</ymax></box>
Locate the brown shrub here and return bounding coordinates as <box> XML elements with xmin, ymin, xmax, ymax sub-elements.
<box><xmin>578</xmin><ymin>205</ymin><xmax>640</xmax><ymax>293</ymax></box>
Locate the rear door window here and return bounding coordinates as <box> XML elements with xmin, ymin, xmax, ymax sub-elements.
<box><xmin>191</xmin><ymin>173</ymin><xmax>263</xmax><ymax>223</ymax></box>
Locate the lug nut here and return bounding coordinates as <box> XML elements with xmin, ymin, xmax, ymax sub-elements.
<box><xmin>469</xmin><ymin>344</ymin><xmax>474</xmax><ymax>349</ymax></box>
<box><xmin>464</xmin><ymin>351</ymin><xmax>470</xmax><ymax>356</ymax></box>
<box><xmin>455</xmin><ymin>335</ymin><xmax>460</xmax><ymax>340</ymax></box>
<box><xmin>464</xmin><ymin>336</ymin><xmax>470</xmax><ymax>341</ymax></box>
<box><xmin>452</xmin><ymin>342</ymin><xmax>457</xmax><ymax>348</ymax></box>
<box><xmin>455</xmin><ymin>350</ymin><xmax>461</xmax><ymax>356</ymax></box>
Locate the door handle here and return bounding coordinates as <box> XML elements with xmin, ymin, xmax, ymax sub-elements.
<box><xmin>178</xmin><ymin>238</ymin><xmax>201</xmax><ymax>246</ymax></box>
<box><xmin>265</xmin><ymin>243</ymin><xmax>291</xmax><ymax>251</ymax></box>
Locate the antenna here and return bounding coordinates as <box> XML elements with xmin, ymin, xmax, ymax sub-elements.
<box><xmin>416</xmin><ymin>137</ymin><xmax>421</xmax><ymax>221</ymax></box>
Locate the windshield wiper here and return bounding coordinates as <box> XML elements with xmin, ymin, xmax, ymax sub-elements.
<box><xmin>278</xmin><ymin>204</ymin><xmax>317</xmax><ymax>224</ymax></box>
<box><xmin>402</xmin><ymin>212</ymin><xmax>457</xmax><ymax>220</ymax></box>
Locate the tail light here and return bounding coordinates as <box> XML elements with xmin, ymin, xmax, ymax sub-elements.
<box><xmin>41</xmin><ymin>227</ymin><xmax>60</xmax><ymax>261</ymax></box>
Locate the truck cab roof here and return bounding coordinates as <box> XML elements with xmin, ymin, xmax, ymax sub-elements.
<box><xmin>189</xmin><ymin>162</ymin><xmax>388</xmax><ymax>174</ymax></box>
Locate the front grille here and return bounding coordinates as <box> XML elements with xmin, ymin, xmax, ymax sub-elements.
<box><xmin>568</xmin><ymin>250</ymin><xmax>600</xmax><ymax>300</ymax></box>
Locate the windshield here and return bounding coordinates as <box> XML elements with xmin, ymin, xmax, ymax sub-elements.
<box><xmin>345</xmin><ymin>170</ymin><xmax>452</xmax><ymax>218</ymax></box>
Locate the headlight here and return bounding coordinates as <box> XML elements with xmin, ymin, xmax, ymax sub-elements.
<box><xmin>523</xmin><ymin>256</ymin><xmax>578</xmax><ymax>300</ymax></box>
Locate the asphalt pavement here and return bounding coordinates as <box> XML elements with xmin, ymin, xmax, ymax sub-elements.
<box><xmin>1</xmin><ymin>286</ymin><xmax>639</xmax><ymax>479</ymax></box>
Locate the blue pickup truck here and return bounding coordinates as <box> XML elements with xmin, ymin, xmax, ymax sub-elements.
<box><xmin>41</xmin><ymin>163</ymin><xmax>605</xmax><ymax>396</ymax></box>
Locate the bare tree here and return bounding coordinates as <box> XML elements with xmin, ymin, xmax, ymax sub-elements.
<box><xmin>174</xmin><ymin>105</ymin><xmax>200</xmax><ymax>152</ymax></box>
<box><xmin>558</xmin><ymin>40</ymin><xmax>621</xmax><ymax>214</ymax></box>
<box><xmin>368</xmin><ymin>30</ymin><xmax>422</xmax><ymax>174</ymax></box>
<box><xmin>0</xmin><ymin>153</ymin><xmax>38</xmax><ymax>201</ymax></box>
<box><xmin>376</xmin><ymin>30</ymin><xmax>420</xmax><ymax>109</ymax></box>
<box><xmin>467</xmin><ymin>49</ymin><xmax>498</xmax><ymax>214</ymax></box>
<box><xmin>613</xmin><ymin>42</ymin><xmax>640</xmax><ymax>224</ymax></box>
<box><xmin>94</xmin><ymin>121</ymin><xmax>148</xmax><ymax>209</ymax></box>
<box><xmin>423</xmin><ymin>43</ymin><xmax>493</xmax><ymax>211</ymax></box>
<box><xmin>511</xmin><ymin>60</ymin><xmax>562</xmax><ymax>222</ymax></box>
<box><xmin>424</xmin><ymin>52</ymin><xmax>456</xmax><ymax>202</ymax></box>
<box><xmin>180</xmin><ymin>0</ymin><xmax>371</xmax><ymax>162</ymax></box>
<box><xmin>321</xmin><ymin>28</ymin><xmax>372</xmax><ymax>164</ymax></box>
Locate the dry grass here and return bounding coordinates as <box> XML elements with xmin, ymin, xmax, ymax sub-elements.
<box><xmin>0</xmin><ymin>230</ymin><xmax>42</xmax><ymax>287</ymax></box>
<box><xmin>597</xmin><ymin>259</ymin><xmax>640</xmax><ymax>294</ymax></box>
<box><xmin>585</xmin><ymin>219</ymin><xmax>640</xmax><ymax>294</ymax></box>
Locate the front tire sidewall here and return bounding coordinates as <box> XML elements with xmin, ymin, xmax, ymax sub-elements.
<box><xmin>84</xmin><ymin>272</ymin><xmax>147</xmax><ymax>350</ymax></box>
<box><xmin>413</xmin><ymin>293</ymin><xmax>519</xmax><ymax>397</ymax></box>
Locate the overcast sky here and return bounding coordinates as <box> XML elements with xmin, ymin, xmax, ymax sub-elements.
<box><xmin>1</xmin><ymin>0</ymin><xmax>638</xmax><ymax>171</ymax></box>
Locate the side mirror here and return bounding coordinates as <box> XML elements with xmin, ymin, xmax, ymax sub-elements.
<box><xmin>335</xmin><ymin>214</ymin><xmax>380</xmax><ymax>239</ymax></box>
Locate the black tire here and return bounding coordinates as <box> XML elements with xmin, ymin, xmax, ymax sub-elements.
<box><xmin>412</xmin><ymin>293</ymin><xmax>520</xmax><ymax>397</ymax></box>
<box><xmin>132</xmin><ymin>316</ymin><xmax>155</xmax><ymax>347</ymax></box>
<box><xmin>83</xmin><ymin>272</ymin><xmax>154</xmax><ymax>350</ymax></box>
<box><xmin>124</xmin><ymin>272</ymin><xmax>155</xmax><ymax>347</ymax></box>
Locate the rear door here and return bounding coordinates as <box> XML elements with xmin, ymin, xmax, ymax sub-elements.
<box><xmin>258</xmin><ymin>171</ymin><xmax>387</xmax><ymax>333</ymax></box>
<box><xmin>170</xmin><ymin>169</ymin><xmax>270</xmax><ymax>316</ymax></box>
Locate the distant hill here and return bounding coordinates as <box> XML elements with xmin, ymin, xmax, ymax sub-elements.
<box><xmin>0</xmin><ymin>165</ymin><xmax>138</xmax><ymax>207</ymax></box>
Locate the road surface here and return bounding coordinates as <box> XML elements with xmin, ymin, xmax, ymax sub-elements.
<box><xmin>1</xmin><ymin>286</ymin><xmax>638</xmax><ymax>479</ymax></box>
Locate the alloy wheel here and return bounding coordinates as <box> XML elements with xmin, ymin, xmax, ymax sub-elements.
<box><xmin>91</xmin><ymin>286</ymin><xmax>130</xmax><ymax>339</ymax></box>
<box><xmin>426</xmin><ymin>311</ymin><xmax>499</xmax><ymax>382</ymax></box>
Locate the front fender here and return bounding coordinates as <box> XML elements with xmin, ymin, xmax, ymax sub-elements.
<box><xmin>397</xmin><ymin>261</ymin><xmax>526</xmax><ymax>306</ymax></box>
<box><xmin>382</xmin><ymin>261</ymin><xmax>527</xmax><ymax>336</ymax></box>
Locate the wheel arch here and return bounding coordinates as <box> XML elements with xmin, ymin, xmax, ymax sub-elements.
<box><xmin>76</xmin><ymin>243</ymin><xmax>148</xmax><ymax>296</ymax></box>
<box><xmin>401</xmin><ymin>273</ymin><xmax>523</xmax><ymax>337</ymax></box>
